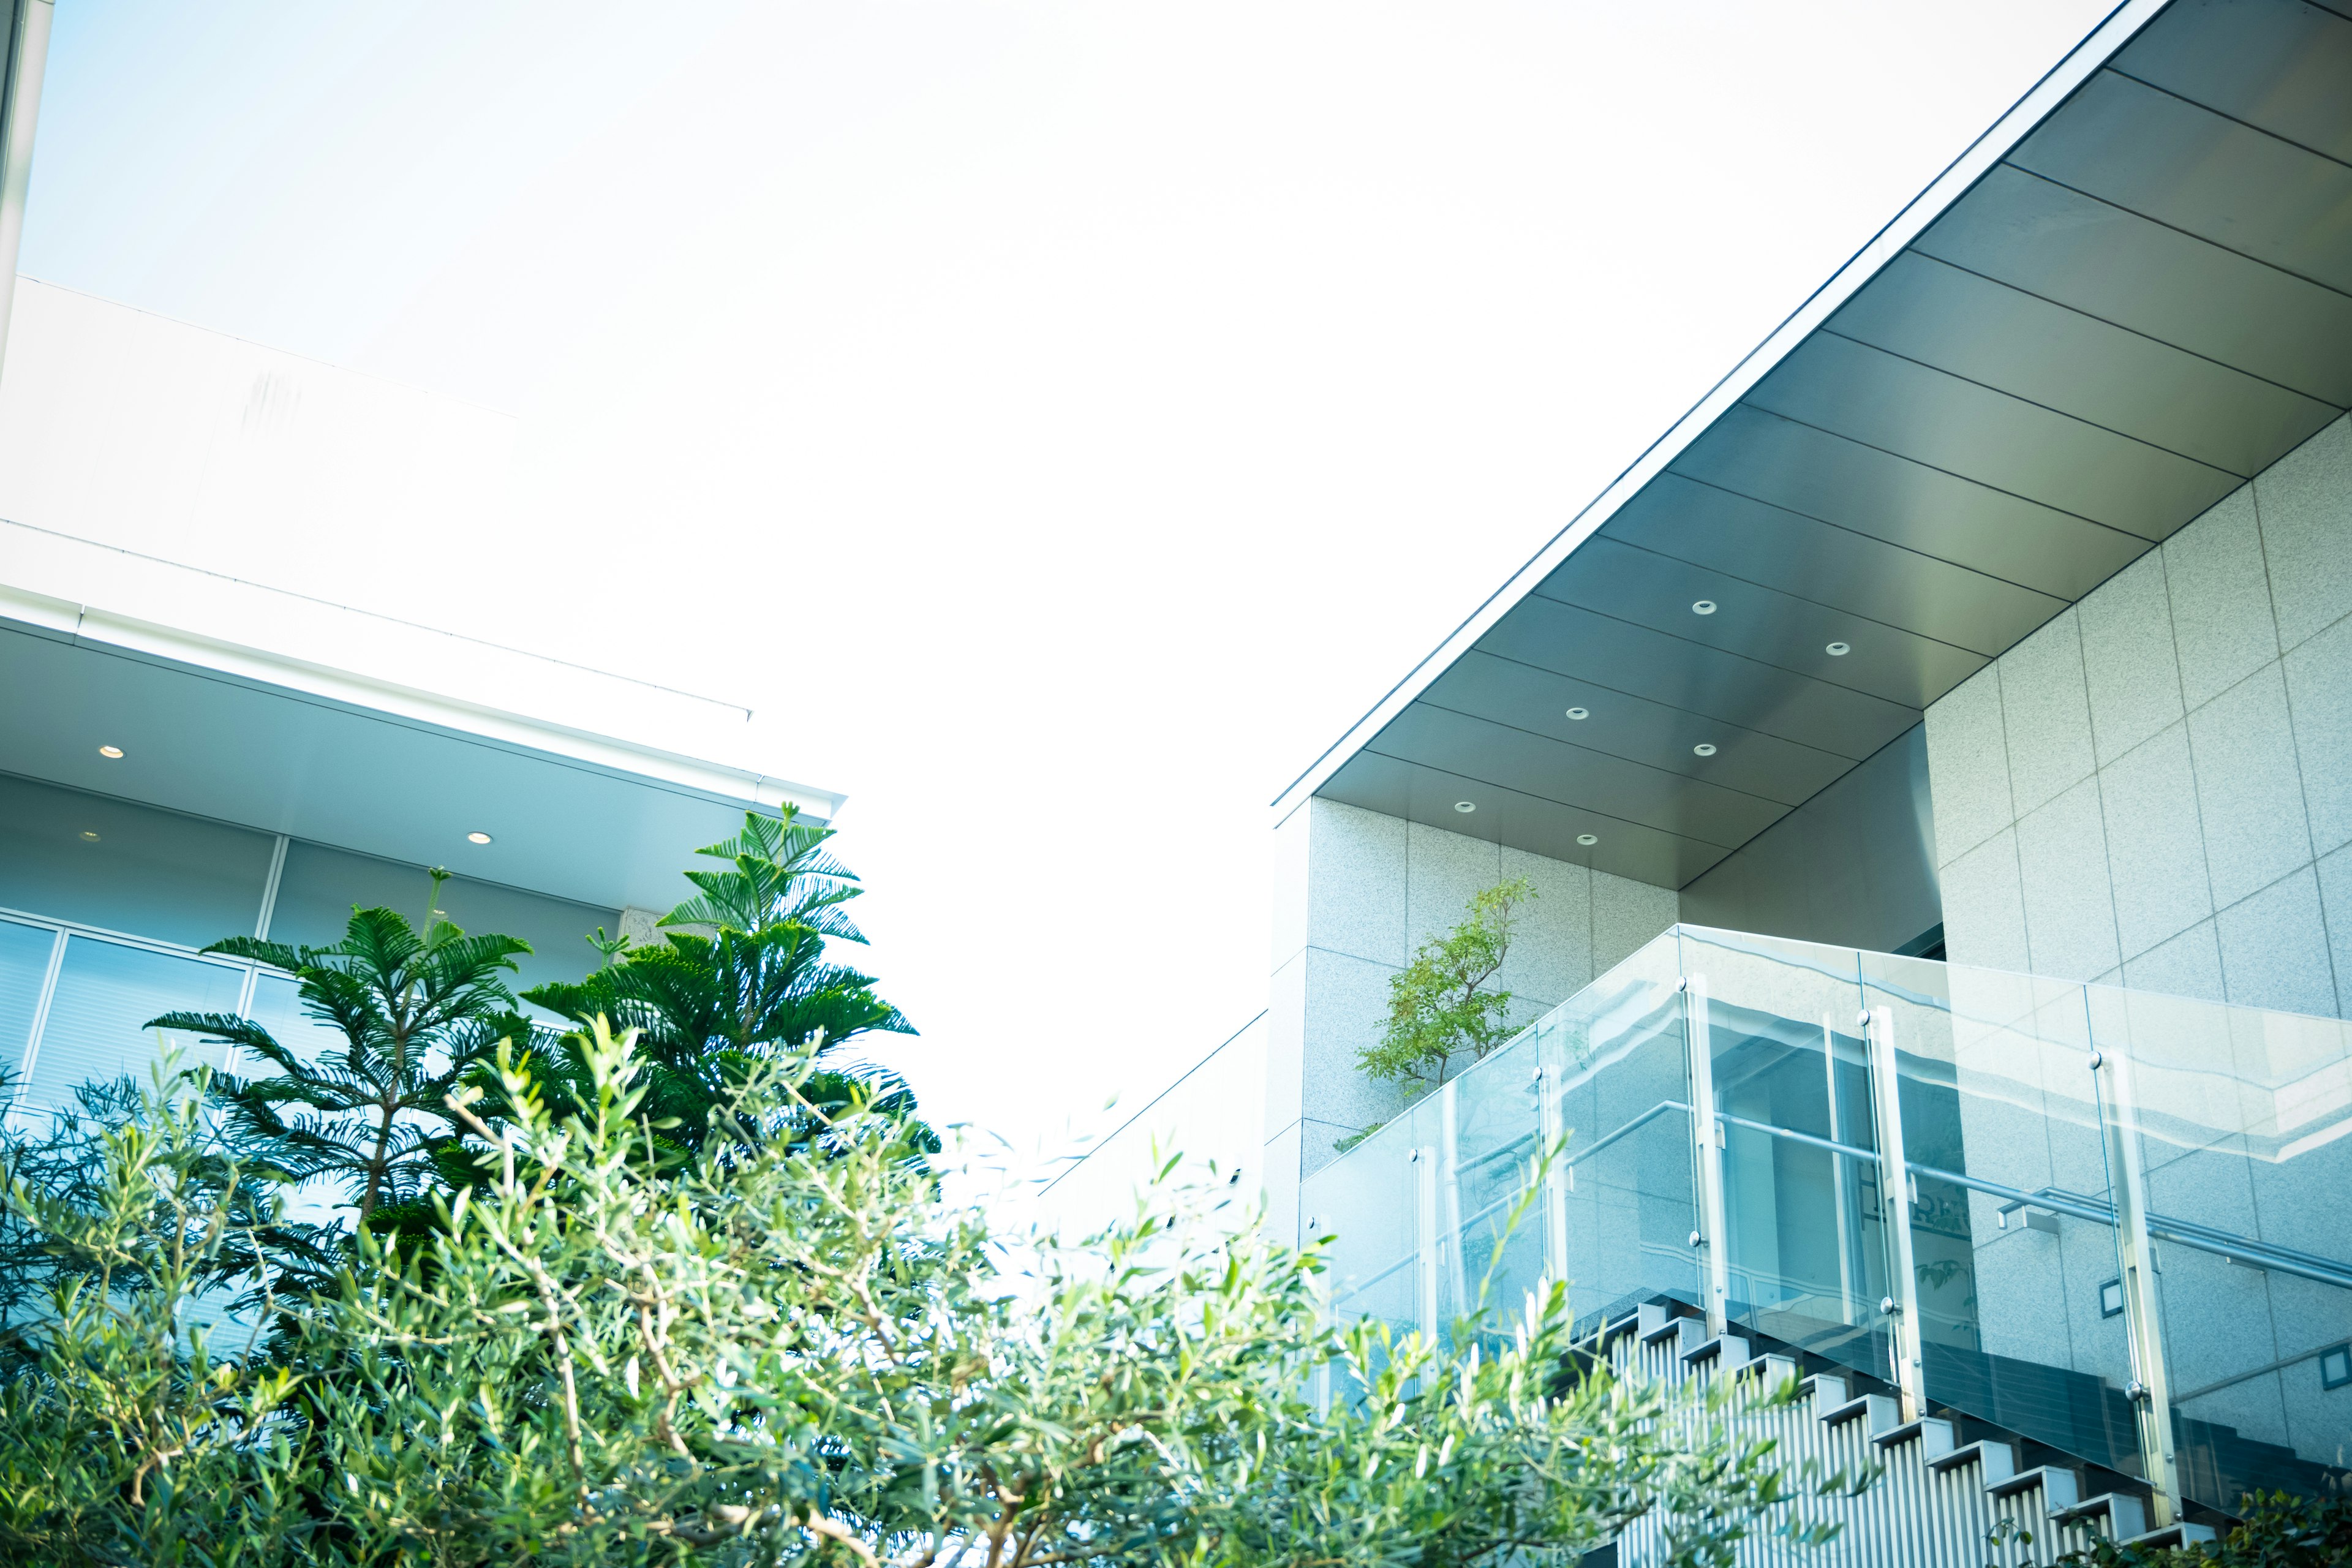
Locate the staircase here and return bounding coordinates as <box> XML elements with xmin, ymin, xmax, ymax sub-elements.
<box><xmin>1592</xmin><ymin>1303</ymin><xmax>2224</xmax><ymax>1567</ymax></box>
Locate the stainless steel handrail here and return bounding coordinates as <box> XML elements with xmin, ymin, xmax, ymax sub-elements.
<box><xmin>1579</xmin><ymin>1099</ymin><xmax>2352</xmax><ymax>1293</ymax></box>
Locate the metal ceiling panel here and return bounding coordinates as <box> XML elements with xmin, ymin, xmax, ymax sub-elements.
<box><xmin>1826</xmin><ymin>252</ymin><xmax>2339</xmax><ymax>475</ymax></box>
<box><xmin>1284</xmin><ymin>0</ymin><xmax>2352</xmax><ymax>894</ymax></box>
<box><xmin>1319</xmin><ymin>748</ymin><xmax>1732</xmax><ymax>887</ymax></box>
<box><xmin>2012</xmin><ymin>70</ymin><xmax>2352</xmax><ymax>296</ymax></box>
<box><xmin>1671</xmin><ymin>405</ymin><xmax>2150</xmax><ymax>598</ymax></box>
<box><xmin>1745</xmin><ymin>332</ymin><xmax>2241</xmax><ymax>535</ymax></box>
<box><xmin>1366</xmin><ymin>702</ymin><xmax>1788</xmax><ymax>846</ymax></box>
<box><xmin>1605</xmin><ymin>473</ymin><xmax>2067</xmax><ymax>655</ymax></box>
<box><xmin>1914</xmin><ymin>167</ymin><xmax>2352</xmax><ymax>406</ymax></box>
<box><xmin>2116</xmin><ymin>0</ymin><xmax>2352</xmax><ymax>163</ymax></box>
<box><xmin>1419</xmin><ymin>649</ymin><xmax>1851</xmax><ymax>805</ymax></box>
<box><xmin>1529</xmin><ymin>536</ymin><xmax>1983</xmax><ymax>708</ymax></box>
<box><xmin>1476</xmin><ymin>595</ymin><xmax>1918</xmax><ymax>759</ymax></box>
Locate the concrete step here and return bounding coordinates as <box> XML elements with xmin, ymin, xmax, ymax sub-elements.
<box><xmin>1926</xmin><ymin>1438</ymin><xmax>2019</xmax><ymax>1488</ymax></box>
<box><xmin>1988</xmin><ymin>1465</ymin><xmax>2082</xmax><ymax>1513</ymax></box>
<box><xmin>1798</xmin><ymin>1372</ymin><xmax>1849</xmax><ymax>1410</ymax></box>
<box><xmin>1680</xmin><ymin>1333</ymin><xmax>1750</xmax><ymax>1371</ymax></box>
<box><xmin>1735</xmin><ymin>1352</ymin><xmax>1798</xmax><ymax>1394</ymax></box>
<box><xmin>1871</xmin><ymin>1417</ymin><xmax>1956</xmax><ymax>1461</ymax></box>
<box><xmin>2051</xmin><ymin>1491</ymin><xmax>2149</xmax><ymax>1539</ymax></box>
<box><xmin>1820</xmin><ymin>1392</ymin><xmax>1901</xmax><ymax>1436</ymax></box>
<box><xmin>2122</xmin><ymin>1521</ymin><xmax>2218</xmax><ymax>1550</ymax></box>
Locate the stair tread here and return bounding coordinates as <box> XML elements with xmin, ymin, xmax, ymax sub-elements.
<box><xmin>1926</xmin><ymin>1438</ymin><xmax>2016</xmax><ymax>1476</ymax></box>
<box><xmin>1988</xmin><ymin>1464</ymin><xmax>2080</xmax><ymax>1499</ymax></box>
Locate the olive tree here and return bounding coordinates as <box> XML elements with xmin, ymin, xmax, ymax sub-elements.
<box><xmin>0</xmin><ymin>1024</ymin><xmax>1845</xmax><ymax>1567</ymax></box>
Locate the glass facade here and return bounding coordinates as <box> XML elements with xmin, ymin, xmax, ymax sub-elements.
<box><xmin>1302</xmin><ymin>924</ymin><xmax>2352</xmax><ymax>1523</ymax></box>
<box><xmin>0</xmin><ymin>771</ymin><xmax>622</xmax><ymax>1114</ymax></box>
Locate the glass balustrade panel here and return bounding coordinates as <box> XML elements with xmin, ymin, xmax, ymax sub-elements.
<box><xmin>1303</xmin><ymin>1088</ymin><xmax>1429</xmax><ymax>1353</ymax></box>
<box><xmin>1542</xmin><ymin>932</ymin><xmax>1698</xmax><ymax>1333</ymax></box>
<box><xmin>1677</xmin><ymin>927</ymin><xmax>1885</xmax><ymax>1381</ymax></box>
<box><xmin>1865</xmin><ymin>953</ymin><xmax>2144</xmax><ymax>1483</ymax></box>
<box><xmin>1440</xmin><ymin>1031</ymin><xmax>1545</xmax><ymax>1339</ymax></box>
<box><xmin>2086</xmin><ymin>983</ymin><xmax>2352</xmax><ymax>1512</ymax></box>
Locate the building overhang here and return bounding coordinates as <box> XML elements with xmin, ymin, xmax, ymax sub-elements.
<box><xmin>0</xmin><ymin>523</ymin><xmax>840</xmax><ymax>914</ymax></box>
<box><xmin>1275</xmin><ymin>0</ymin><xmax>2352</xmax><ymax>888</ymax></box>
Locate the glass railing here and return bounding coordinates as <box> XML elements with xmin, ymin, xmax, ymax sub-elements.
<box><xmin>1300</xmin><ymin>924</ymin><xmax>2352</xmax><ymax>1527</ymax></box>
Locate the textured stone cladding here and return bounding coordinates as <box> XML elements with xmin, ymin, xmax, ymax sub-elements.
<box><xmin>1261</xmin><ymin>797</ymin><xmax>1678</xmax><ymax>1237</ymax></box>
<box><xmin>1925</xmin><ymin>413</ymin><xmax>2352</xmax><ymax>1016</ymax></box>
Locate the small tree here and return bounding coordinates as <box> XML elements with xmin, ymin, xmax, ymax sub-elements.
<box><xmin>149</xmin><ymin>868</ymin><xmax>533</xmax><ymax>1227</ymax></box>
<box><xmin>1357</xmin><ymin>875</ymin><xmax>1534</xmax><ymax>1092</ymax></box>
<box><xmin>522</xmin><ymin>809</ymin><xmax>918</xmax><ymax>1153</ymax></box>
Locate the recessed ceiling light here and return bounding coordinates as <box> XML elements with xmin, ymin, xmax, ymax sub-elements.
<box><xmin>1452</xmin><ymin>801</ymin><xmax>1476</xmax><ymax>814</ymax></box>
<box><xmin>1565</xmin><ymin>706</ymin><xmax>1589</xmax><ymax>720</ymax></box>
<box><xmin>97</xmin><ymin>745</ymin><xmax>124</xmax><ymax>759</ymax></box>
<box><xmin>80</xmin><ymin>830</ymin><xmax>99</xmax><ymax>842</ymax></box>
<box><xmin>1576</xmin><ymin>833</ymin><xmax>1598</xmax><ymax>846</ymax></box>
<box><xmin>1693</xmin><ymin>743</ymin><xmax>1717</xmax><ymax>757</ymax></box>
<box><xmin>467</xmin><ymin>831</ymin><xmax>494</xmax><ymax>845</ymax></box>
<box><xmin>1826</xmin><ymin>641</ymin><xmax>1851</xmax><ymax>657</ymax></box>
<box><xmin>1691</xmin><ymin>600</ymin><xmax>1717</xmax><ymax>616</ymax></box>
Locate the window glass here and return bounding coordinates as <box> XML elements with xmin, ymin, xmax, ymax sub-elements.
<box><xmin>270</xmin><ymin>841</ymin><xmax>618</xmax><ymax>996</ymax></box>
<box><xmin>0</xmin><ymin>772</ymin><xmax>275</xmax><ymax>948</ymax></box>
<box><xmin>0</xmin><ymin>918</ymin><xmax>57</xmax><ymax>1084</ymax></box>
<box><xmin>243</xmin><ymin>971</ymin><xmax>354</xmax><ymax>1068</ymax></box>
<box><xmin>21</xmin><ymin>935</ymin><xmax>246</xmax><ymax>1109</ymax></box>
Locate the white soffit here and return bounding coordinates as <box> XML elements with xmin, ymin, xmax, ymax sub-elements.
<box><xmin>1276</xmin><ymin>0</ymin><xmax>2352</xmax><ymax>889</ymax></box>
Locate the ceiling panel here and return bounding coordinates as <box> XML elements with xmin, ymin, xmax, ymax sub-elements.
<box><xmin>1420</xmin><ymin>650</ymin><xmax>1851</xmax><ymax>805</ymax></box>
<box><xmin>2012</xmin><ymin>70</ymin><xmax>2352</xmax><ymax>296</ymax></box>
<box><xmin>2116</xmin><ymin>0</ymin><xmax>2352</xmax><ymax>162</ymax></box>
<box><xmin>1476</xmin><ymin>595</ymin><xmax>1918</xmax><ymax>758</ymax></box>
<box><xmin>1915</xmin><ymin>167</ymin><xmax>2352</xmax><ymax>406</ymax></box>
<box><xmin>1291</xmin><ymin>3</ymin><xmax>2352</xmax><ymax>893</ymax></box>
<box><xmin>1319</xmin><ymin>749</ymin><xmax>1732</xmax><ymax>888</ymax></box>
<box><xmin>1367</xmin><ymin>703</ymin><xmax>1787</xmax><ymax>845</ymax></box>
<box><xmin>1530</xmin><ymin>536</ymin><xmax>1982</xmax><ymax>708</ymax></box>
<box><xmin>1825</xmin><ymin>252</ymin><xmax>2338</xmax><ymax>475</ymax></box>
<box><xmin>0</xmin><ymin>627</ymin><xmax>749</xmax><ymax>913</ymax></box>
<box><xmin>1605</xmin><ymin>473</ymin><xmax>2067</xmax><ymax>655</ymax></box>
<box><xmin>1745</xmin><ymin>333</ymin><xmax>2241</xmax><ymax>534</ymax></box>
<box><xmin>1671</xmin><ymin>405</ymin><xmax>2150</xmax><ymax>597</ymax></box>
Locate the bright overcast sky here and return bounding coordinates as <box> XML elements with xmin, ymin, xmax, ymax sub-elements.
<box><xmin>24</xmin><ymin>0</ymin><xmax>2113</xmax><ymax>1170</ymax></box>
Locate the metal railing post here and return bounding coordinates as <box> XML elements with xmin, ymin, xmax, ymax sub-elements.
<box><xmin>1684</xmin><ymin>974</ymin><xmax>1730</xmax><ymax>1336</ymax></box>
<box><xmin>2095</xmin><ymin>1044</ymin><xmax>2183</xmax><ymax>1526</ymax></box>
<box><xmin>1412</xmin><ymin>1144</ymin><xmax>1439</xmax><ymax>1346</ymax></box>
<box><xmin>1865</xmin><ymin>1004</ymin><xmax>1926</xmax><ymax>1420</ymax></box>
<box><xmin>1536</xmin><ymin>1057</ymin><xmax>1569</xmax><ymax>1289</ymax></box>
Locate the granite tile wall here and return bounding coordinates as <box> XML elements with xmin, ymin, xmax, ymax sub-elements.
<box><xmin>1924</xmin><ymin>414</ymin><xmax>2352</xmax><ymax>1017</ymax></box>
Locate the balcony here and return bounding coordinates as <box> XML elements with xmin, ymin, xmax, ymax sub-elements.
<box><xmin>1302</xmin><ymin>924</ymin><xmax>2352</xmax><ymax>1526</ymax></box>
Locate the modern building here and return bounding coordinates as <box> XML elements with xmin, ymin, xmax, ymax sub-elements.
<box><xmin>0</xmin><ymin>12</ymin><xmax>837</xmax><ymax>1117</ymax></box>
<box><xmin>1075</xmin><ymin>0</ymin><xmax>2352</xmax><ymax>1555</ymax></box>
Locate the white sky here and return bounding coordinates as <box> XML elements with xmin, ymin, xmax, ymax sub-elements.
<box><xmin>23</xmin><ymin>0</ymin><xmax>2113</xmax><ymax>1172</ymax></box>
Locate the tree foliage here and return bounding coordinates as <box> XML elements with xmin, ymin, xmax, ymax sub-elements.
<box><xmin>1354</xmin><ymin>876</ymin><xmax>1534</xmax><ymax>1094</ymax></box>
<box><xmin>521</xmin><ymin>808</ymin><xmax>918</xmax><ymax>1156</ymax></box>
<box><xmin>0</xmin><ymin>1026</ymin><xmax>1844</xmax><ymax>1567</ymax></box>
<box><xmin>149</xmin><ymin>869</ymin><xmax>533</xmax><ymax>1227</ymax></box>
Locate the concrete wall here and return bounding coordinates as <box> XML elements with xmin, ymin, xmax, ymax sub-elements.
<box><xmin>1262</xmin><ymin>797</ymin><xmax>1679</xmax><ymax>1240</ymax></box>
<box><xmin>1924</xmin><ymin>413</ymin><xmax>2352</xmax><ymax>1017</ymax></box>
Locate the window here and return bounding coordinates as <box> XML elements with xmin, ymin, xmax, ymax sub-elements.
<box><xmin>2099</xmin><ymin>1278</ymin><xmax>2124</xmax><ymax>1319</ymax></box>
<box><xmin>2322</xmin><ymin>1344</ymin><xmax>2351</xmax><ymax>1393</ymax></box>
<box><xmin>0</xmin><ymin>918</ymin><xmax>56</xmax><ymax>1074</ymax></box>
<box><xmin>20</xmin><ymin>935</ymin><xmax>246</xmax><ymax>1109</ymax></box>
